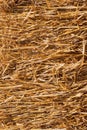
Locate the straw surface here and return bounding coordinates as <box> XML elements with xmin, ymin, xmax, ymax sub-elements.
<box><xmin>0</xmin><ymin>0</ymin><xmax>87</xmax><ymax>130</ymax></box>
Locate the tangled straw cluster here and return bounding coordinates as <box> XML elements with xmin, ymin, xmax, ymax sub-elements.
<box><xmin>0</xmin><ymin>0</ymin><xmax>87</xmax><ymax>130</ymax></box>
<box><xmin>1</xmin><ymin>0</ymin><xmax>32</xmax><ymax>12</ymax></box>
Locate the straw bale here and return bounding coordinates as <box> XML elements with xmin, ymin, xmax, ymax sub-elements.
<box><xmin>0</xmin><ymin>0</ymin><xmax>87</xmax><ymax>130</ymax></box>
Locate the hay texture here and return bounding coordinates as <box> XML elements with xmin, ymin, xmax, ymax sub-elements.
<box><xmin>0</xmin><ymin>0</ymin><xmax>87</xmax><ymax>130</ymax></box>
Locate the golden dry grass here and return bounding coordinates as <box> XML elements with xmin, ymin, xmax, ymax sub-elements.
<box><xmin>0</xmin><ymin>0</ymin><xmax>87</xmax><ymax>130</ymax></box>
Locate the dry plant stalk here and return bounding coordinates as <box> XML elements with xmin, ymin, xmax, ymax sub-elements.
<box><xmin>0</xmin><ymin>0</ymin><xmax>87</xmax><ymax>130</ymax></box>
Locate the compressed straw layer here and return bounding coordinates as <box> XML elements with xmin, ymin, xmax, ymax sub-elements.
<box><xmin>0</xmin><ymin>0</ymin><xmax>87</xmax><ymax>130</ymax></box>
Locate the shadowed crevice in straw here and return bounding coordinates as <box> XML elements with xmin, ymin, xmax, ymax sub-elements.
<box><xmin>0</xmin><ymin>0</ymin><xmax>87</xmax><ymax>130</ymax></box>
